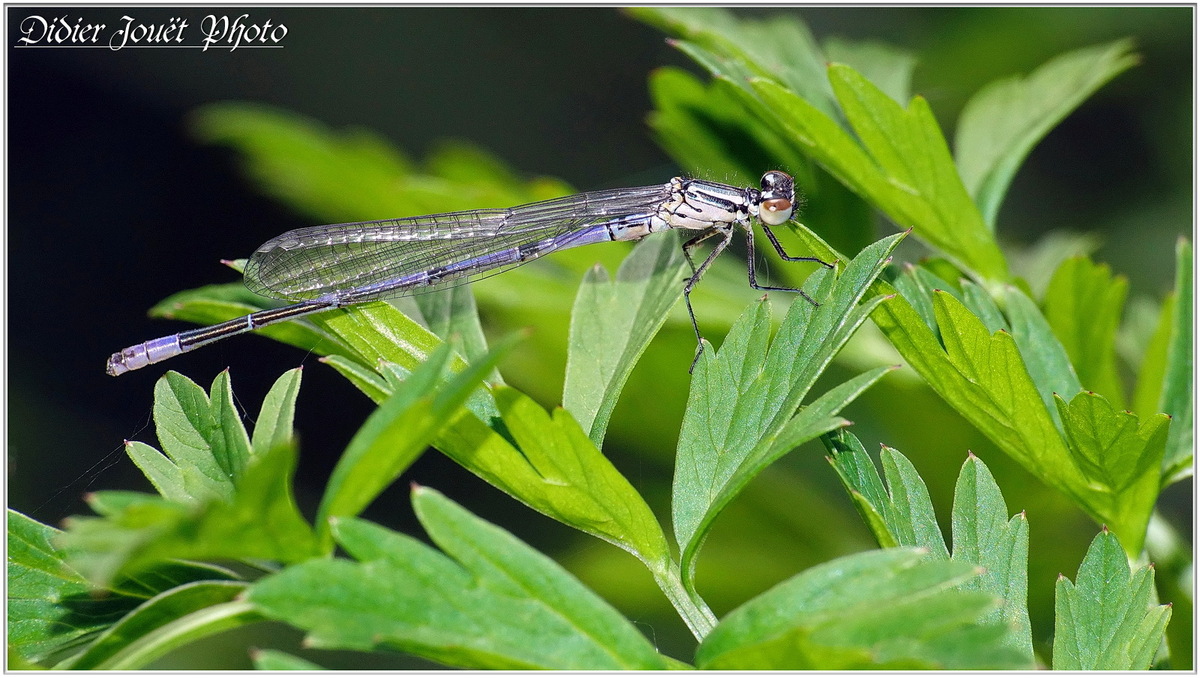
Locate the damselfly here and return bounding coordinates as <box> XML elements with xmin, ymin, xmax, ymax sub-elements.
<box><xmin>106</xmin><ymin>171</ymin><xmax>834</xmax><ymax>376</ymax></box>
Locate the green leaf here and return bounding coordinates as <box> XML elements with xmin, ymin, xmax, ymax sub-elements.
<box><xmin>1131</xmin><ymin>291</ymin><xmax>1175</xmax><ymax>421</ymax></box>
<box><xmin>822</xmin><ymin>37</ymin><xmax>917</xmax><ymax>105</ymax></box>
<box><xmin>1043</xmin><ymin>256</ymin><xmax>1129</xmax><ymax>406</ymax></box>
<box><xmin>673</xmin><ymin>233</ymin><xmax>902</xmax><ymax>587</ymax></box>
<box><xmin>249</xmin><ymin>368</ymin><xmax>303</xmax><ymax>457</ymax></box>
<box><xmin>63</xmin><ymin>582</ymin><xmax>259</xmax><ymax>670</ymax></box>
<box><xmin>316</xmin><ymin>339</ymin><xmax>514</xmax><ymax>545</ymax></box>
<box><xmin>462</xmin><ymin>385</ymin><xmax>671</xmax><ymax>570</ymax></box>
<box><xmin>1054</xmin><ymin>391</ymin><xmax>1167</xmax><ymax>554</ymax></box>
<box><xmin>1057</xmin><ymin>391</ymin><xmax>1168</xmax><ymax>494</ymax></box>
<box><xmin>563</xmin><ymin>235</ymin><xmax>689</xmax><ymax>446</ymax></box>
<box><xmin>248</xmin><ymin>490</ymin><xmax>668</xmax><ymax>670</ymax></box>
<box><xmin>824</xmin><ymin>433</ymin><xmax>899</xmax><ymax>549</ymax></box>
<box><xmin>207</xmin><ymin>370</ymin><xmax>252</xmax><ymax>480</ymax></box>
<box><xmin>872</xmin><ymin>288</ymin><xmax>1085</xmax><ymax>508</ymax></box>
<box><xmin>150</xmin><ymin>372</ymin><xmax>237</xmax><ymax>501</ymax></box>
<box><xmin>132</xmin><ymin>370</ymin><xmax>303</xmax><ymax>505</ymax></box>
<box><xmin>771</xmin><ymin>365</ymin><xmax>897</xmax><ymax>457</ymax></box>
<box><xmin>7</xmin><ymin>510</ymin><xmax>140</xmax><ymax>664</ymax></box>
<box><xmin>1000</xmin><ymin>284</ymin><xmax>1083</xmax><ymax>426</ymax></box>
<box><xmin>696</xmin><ymin>547</ymin><xmax>1028</xmax><ymax>669</ymax></box>
<box><xmin>950</xmin><ymin>455</ymin><xmax>1033</xmax><ymax>660</ymax></box>
<box><xmin>825</xmin><ymin>432</ymin><xmax>948</xmax><ymax>557</ymax></box>
<box><xmin>60</xmin><ymin>441</ymin><xmax>319</xmax><ymax>587</ymax></box>
<box><xmin>826</xmin><ymin>64</ymin><xmax>1008</xmax><ymax>281</ymax></box>
<box><xmin>745</xmin><ymin>73</ymin><xmax>1006</xmax><ymax>281</ymax></box>
<box><xmin>959</xmin><ymin>279</ymin><xmax>1008</xmax><ymax>334</ymax></box>
<box><xmin>125</xmin><ymin>441</ymin><xmax>189</xmax><ymax>504</ymax></box>
<box><xmin>826</xmin><ymin>437</ymin><xmax>1034</xmax><ymax>663</ymax></box>
<box><xmin>426</xmin><ymin>376</ymin><xmax>686</xmax><ymax>629</ymax></box>
<box><xmin>1158</xmin><ymin>238</ymin><xmax>1193</xmax><ymax>480</ymax></box>
<box><xmin>414</xmin><ymin>285</ymin><xmax>497</xmax><ymax>380</ymax></box>
<box><xmin>955</xmin><ymin>40</ymin><xmax>1138</xmax><ymax>226</ymax></box>
<box><xmin>876</xmin><ymin>270</ymin><xmax>1168</xmax><ymax>557</ymax></box>
<box><xmin>307</xmin><ymin>302</ymin><xmax>449</xmax><ymax>376</ymax></box>
<box><xmin>1053</xmin><ymin>530</ymin><xmax>1172</xmax><ymax>670</ymax></box>
<box><xmin>647</xmin><ymin>68</ymin><xmax>808</xmax><ymax>184</ymax></box>
<box><xmin>302</xmin><ymin>302</ymin><xmax>503</xmax><ymax>426</ymax></box>
<box><xmin>190</xmin><ymin>103</ymin><xmax>571</xmax><ymax>225</ymax></box>
<box><xmin>630</xmin><ymin>8</ymin><xmax>839</xmax><ymax>122</ymax></box>
<box><xmin>320</xmin><ymin>354</ymin><xmax>391</xmax><ymax>403</ymax></box>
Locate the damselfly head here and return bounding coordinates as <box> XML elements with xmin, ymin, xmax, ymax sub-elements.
<box><xmin>757</xmin><ymin>171</ymin><xmax>795</xmax><ymax>226</ymax></box>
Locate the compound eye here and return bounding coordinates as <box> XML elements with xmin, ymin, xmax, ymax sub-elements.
<box><xmin>760</xmin><ymin>197</ymin><xmax>793</xmax><ymax>226</ymax></box>
<box><xmin>760</xmin><ymin>170</ymin><xmax>793</xmax><ymax>193</ymax></box>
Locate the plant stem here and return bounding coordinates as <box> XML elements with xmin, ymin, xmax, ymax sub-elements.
<box><xmin>654</xmin><ymin>566</ymin><xmax>716</xmax><ymax>640</ymax></box>
<box><xmin>95</xmin><ymin>600</ymin><xmax>263</xmax><ymax>670</ymax></box>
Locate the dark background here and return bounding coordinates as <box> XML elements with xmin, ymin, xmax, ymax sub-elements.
<box><xmin>7</xmin><ymin>6</ymin><xmax>1193</xmax><ymax>669</ymax></box>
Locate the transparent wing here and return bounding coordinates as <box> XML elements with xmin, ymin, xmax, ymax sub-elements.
<box><xmin>243</xmin><ymin>183</ymin><xmax>673</xmax><ymax>302</ymax></box>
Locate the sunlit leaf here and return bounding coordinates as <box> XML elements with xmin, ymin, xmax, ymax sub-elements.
<box><xmin>697</xmin><ymin>548</ymin><xmax>1027</xmax><ymax>669</ymax></box>
<box><xmin>63</xmin><ymin>582</ymin><xmax>259</xmax><ymax>670</ymax></box>
<box><xmin>248</xmin><ymin>490</ymin><xmax>669</xmax><ymax>669</ymax></box>
<box><xmin>955</xmin><ymin>40</ymin><xmax>1138</xmax><ymax>226</ymax></box>
<box><xmin>563</xmin><ymin>234</ymin><xmax>688</xmax><ymax>446</ymax></box>
<box><xmin>674</xmin><ymin>233</ymin><xmax>902</xmax><ymax>588</ymax></box>
<box><xmin>315</xmin><ymin>340</ymin><xmax>514</xmax><ymax>546</ymax></box>
<box><xmin>1054</xmin><ymin>530</ymin><xmax>1171</xmax><ymax>670</ymax></box>
<box><xmin>1042</xmin><ymin>256</ymin><xmax>1128</xmax><ymax>406</ymax></box>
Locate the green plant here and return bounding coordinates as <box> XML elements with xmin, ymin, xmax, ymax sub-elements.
<box><xmin>9</xmin><ymin>8</ymin><xmax>1187</xmax><ymax>670</ymax></box>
